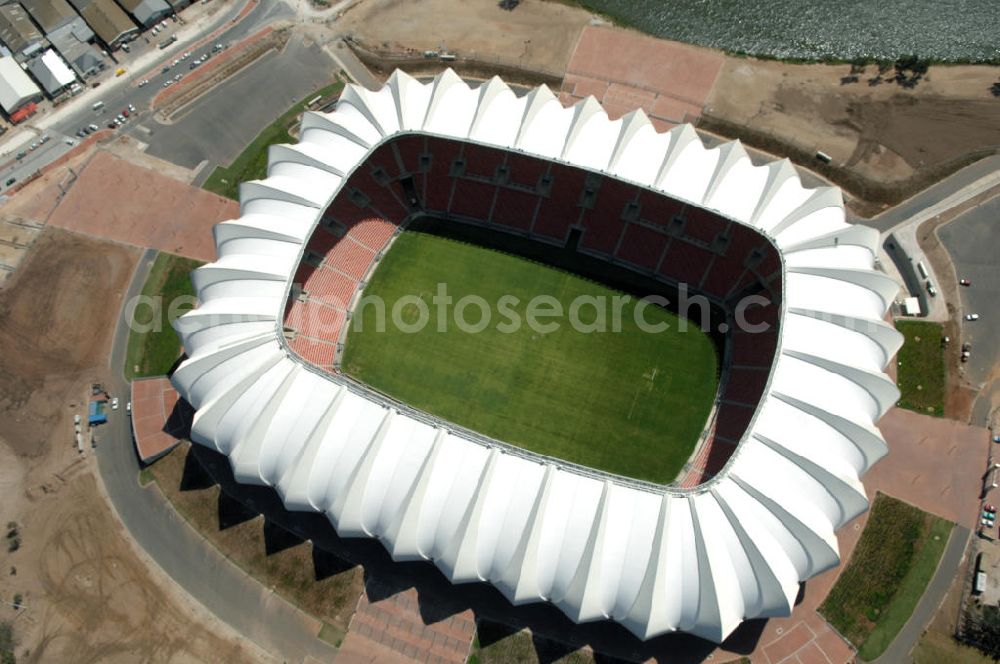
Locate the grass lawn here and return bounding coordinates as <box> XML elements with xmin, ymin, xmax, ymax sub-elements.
<box><xmin>468</xmin><ymin>621</ymin><xmax>616</xmax><ymax>664</ymax></box>
<box><xmin>819</xmin><ymin>493</ymin><xmax>953</xmax><ymax>660</ymax></box>
<box><xmin>342</xmin><ymin>232</ymin><xmax>719</xmax><ymax>484</ymax></box>
<box><xmin>124</xmin><ymin>252</ymin><xmax>203</xmax><ymax>380</ymax></box>
<box><xmin>147</xmin><ymin>442</ymin><xmax>363</xmax><ymax>633</ymax></box>
<box><xmin>202</xmin><ymin>79</ymin><xmax>345</xmax><ymax>200</ymax></box>
<box><xmin>914</xmin><ymin>628</ymin><xmax>993</xmax><ymax>664</ymax></box>
<box><xmin>895</xmin><ymin>320</ymin><xmax>946</xmax><ymax>417</ymax></box>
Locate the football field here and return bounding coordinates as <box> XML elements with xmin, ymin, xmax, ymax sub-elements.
<box><xmin>341</xmin><ymin>232</ymin><xmax>719</xmax><ymax>484</ymax></box>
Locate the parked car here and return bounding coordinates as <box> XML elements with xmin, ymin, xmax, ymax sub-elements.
<box><xmin>174</xmin><ymin>73</ymin><xmax>182</xmax><ymax>81</ymax></box>
<box><xmin>126</xmin><ymin>401</ymin><xmax>132</xmax><ymax>415</ymax></box>
<box><xmin>966</xmin><ymin>313</ymin><xmax>980</xmax><ymax>321</ymax></box>
<box><xmin>122</xmin><ymin>109</ymin><xmax>129</xmax><ymax>117</ymax></box>
<box><xmin>5</xmin><ymin>177</ymin><xmax>16</xmax><ymax>186</ymax></box>
<box><xmin>111</xmin><ymin>397</ymin><xmax>119</xmax><ymax>410</ymax></box>
<box><xmin>960</xmin><ymin>278</ymin><xmax>972</xmax><ymax>286</ymax></box>
<box><xmin>128</xmin><ymin>103</ymin><xmax>136</xmax><ymax>113</ymax></box>
<box><xmin>986</xmin><ymin>504</ymin><xmax>997</xmax><ymax>513</ymax></box>
<box><xmin>77</xmin><ymin>129</ymin><xmax>86</xmax><ymax>138</ymax></box>
<box><xmin>88</xmin><ymin>124</ymin><xmax>99</xmax><ymax>132</ymax></box>
<box><xmin>138</xmin><ymin>79</ymin><xmax>149</xmax><ymax>87</ymax></box>
<box><xmin>40</xmin><ymin>134</ymin><xmax>50</xmax><ymax>144</ymax></box>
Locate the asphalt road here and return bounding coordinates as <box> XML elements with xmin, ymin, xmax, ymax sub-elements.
<box><xmin>0</xmin><ymin>0</ymin><xmax>293</xmax><ymax>191</ymax></box>
<box><xmin>145</xmin><ymin>33</ymin><xmax>336</xmax><ymax>170</ymax></box>
<box><xmin>863</xmin><ymin>155</ymin><xmax>1000</xmax><ymax>233</ymax></box>
<box><xmin>96</xmin><ymin>250</ymin><xmax>338</xmax><ymax>663</ymax></box>
<box><xmin>938</xmin><ymin>195</ymin><xmax>1000</xmax><ymax>423</ymax></box>
<box><xmin>871</xmin><ymin>526</ymin><xmax>971</xmax><ymax>664</ymax></box>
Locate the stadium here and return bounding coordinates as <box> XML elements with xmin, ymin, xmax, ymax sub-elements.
<box><xmin>171</xmin><ymin>69</ymin><xmax>901</xmax><ymax>643</ymax></box>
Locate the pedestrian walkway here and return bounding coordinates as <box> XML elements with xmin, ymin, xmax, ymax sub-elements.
<box><xmin>339</xmin><ymin>584</ymin><xmax>475</xmax><ymax>664</ymax></box>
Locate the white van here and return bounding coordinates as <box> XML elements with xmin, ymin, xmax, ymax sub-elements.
<box><xmin>92</xmin><ymin>100</ymin><xmax>105</xmax><ymax>112</ymax></box>
<box><xmin>916</xmin><ymin>261</ymin><xmax>929</xmax><ymax>279</ymax></box>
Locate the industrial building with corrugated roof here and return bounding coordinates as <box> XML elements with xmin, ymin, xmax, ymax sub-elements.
<box><xmin>22</xmin><ymin>0</ymin><xmax>105</xmax><ymax>79</ymax></box>
<box><xmin>0</xmin><ymin>54</ymin><xmax>42</xmax><ymax>113</ymax></box>
<box><xmin>114</xmin><ymin>0</ymin><xmax>170</xmax><ymax>28</ymax></box>
<box><xmin>0</xmin><ymin>3</ymin><xmax>46</xmax><ymax>60</ymax></box>
<box><xmin>21</xmin><ymin>0</ymin><xmax>83</xmax><ymax>34</ymax></box>
<box><xmin>67</xmin><ymin>0</ymin><xmax>136</xmax><ymax>49</ymax></box>
<box><xmin>26</xmin><ymin>47</ymin><xmax>75</xmax><ymax>95</ymax></box>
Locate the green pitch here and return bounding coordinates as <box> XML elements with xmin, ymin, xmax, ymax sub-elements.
<box><xmin>341</xmin><ymin>232</ymin><xmax>719</xmax><ymax>484</ymax></box>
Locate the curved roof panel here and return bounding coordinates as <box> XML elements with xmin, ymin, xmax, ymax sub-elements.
<box><xmin>172</xmin><ymin>69</ymin><xmax>900</xmax><ymax>642</ymax></box>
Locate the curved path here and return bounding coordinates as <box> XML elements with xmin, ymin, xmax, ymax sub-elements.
<box><xmin>96</xmin><ymin>249</ymin><xmax>338</xmax><ymax>663</ymax></box>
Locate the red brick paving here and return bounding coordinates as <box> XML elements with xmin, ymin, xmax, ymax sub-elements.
<box><xmin>46</xmin><ymin>150</ymin><xmax>236</xmax><ymax>261</ymax></box>
<box><xmin>561</xmin><ymin>26</ymin><xmax>724</xmax><ymax>124</ymax></box>
<box><xmin>867</xmin><ymin>407</ymin><xmax>989</xmax><ymax>528</ymax></box>
<box><xmin>341</xmin><ymin>587</ymin><xmax>475</xmax><ymax>664</ymax></box>
<box><xmin>131</xmin><ymin>376</ymin><xmax>186</xmax><ymax>462</ymax></box>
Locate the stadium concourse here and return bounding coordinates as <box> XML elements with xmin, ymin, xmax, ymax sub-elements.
<box><xmin>171</xmin><ymin>69</ymin><xmax>901</xmax><ymax>643</ymax></box>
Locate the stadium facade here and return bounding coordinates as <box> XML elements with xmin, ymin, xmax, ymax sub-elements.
<box><xmin>172</xmin><ymin>69</ymin><xmax>901</xmax><ymax>643</ymax></box>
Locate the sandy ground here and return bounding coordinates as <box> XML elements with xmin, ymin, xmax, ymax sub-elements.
<box><xmin>0</xmin><ymin>227</ymin><xmax>260</xmax><ymax>663</ymax></box>
<box><xmin>337</xmin><ymin>0</ymin><xmax>592</xmax><ymax>75</ymax></box>
<box><xmin>706</xmin><ymin>59</ymin><xmax>1000</xmax><ymax>187</ymax></box>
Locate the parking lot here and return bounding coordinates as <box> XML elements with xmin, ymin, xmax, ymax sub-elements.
<box><xmin>938</xmin><ymin>195</ymin><xmax>1000</xmax><ymax>423</ymax></box>
<box><xmin>144</xmin><ymin>34</ymin><xmax>335</xmax><ymax>171</ymax></box>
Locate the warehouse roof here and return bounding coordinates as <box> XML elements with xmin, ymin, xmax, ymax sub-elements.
<box><xmin>0</xmin><ymin>55</ymin><xmax>41</xmax><ymax>112</ymax></box>
<box><xmin>26</xmin><ymin>48</ymin><xmax>75</xmax><ymax>94</ymax></box>
<box><xmin>21</xmin><ymin>0</ymin><xmax>80</xmax><ymax>35</ymax></box>
<box><xmin>0</xmin><ymin>4</ymin><xmax>45</xmax><ymax>56</ymax></box>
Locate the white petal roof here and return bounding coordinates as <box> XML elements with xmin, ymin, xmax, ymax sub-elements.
<box><xmin>171</xmin><ymin>69</ymin><xmax>901</xmax><ymax>643</ymax></box>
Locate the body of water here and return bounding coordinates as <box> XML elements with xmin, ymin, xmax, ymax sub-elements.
<box><xmin>579</xmin><ymin>0</ymin><xmax>1000</xmax><ymax>63</ymax></box>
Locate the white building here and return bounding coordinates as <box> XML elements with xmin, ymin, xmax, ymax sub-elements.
<box><xmin>27</xmin><ymin>48</ymin><xmax>76</xmax><ymax>96</ymax></box>
<box><xmin>0</xmin><ymin>56</ymin><xmax>42</xmax><ymax>113</ymax></box>
<box><xmin>171</xmin><ymin>69</ymin><xmax>901</xmax><ymax>643</ymax></box>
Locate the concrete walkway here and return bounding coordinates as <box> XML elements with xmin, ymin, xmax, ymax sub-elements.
<box><xmin>869</xmin><ymin>526</ymin><xmax>971</xmax><ymax>663</ymax></box>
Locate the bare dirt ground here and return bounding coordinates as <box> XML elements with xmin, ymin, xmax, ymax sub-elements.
<box><xmin>337</xmin><ymin>0</ymin><xmax>592</xmax><ymax>75</ymax></box>
<box><xmin>0</xmin><ymin>227</ymin><xmax>260</xmax><ymax>663</ymax></box>
<box><xmin>0</xmin><ymin>229</ymin><xmax>137</xmax><ymax>458</ymax></box>
<box><xmin>704</xmin><ymin>59</ymin><xmax>1000</xmax><ymax>210</ymax></box>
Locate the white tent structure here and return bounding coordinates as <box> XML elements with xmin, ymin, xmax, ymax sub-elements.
<box><xmin>171</xmin><ymin>69</ymin><xmax>901</xmax><ymax>643</ymax></box>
